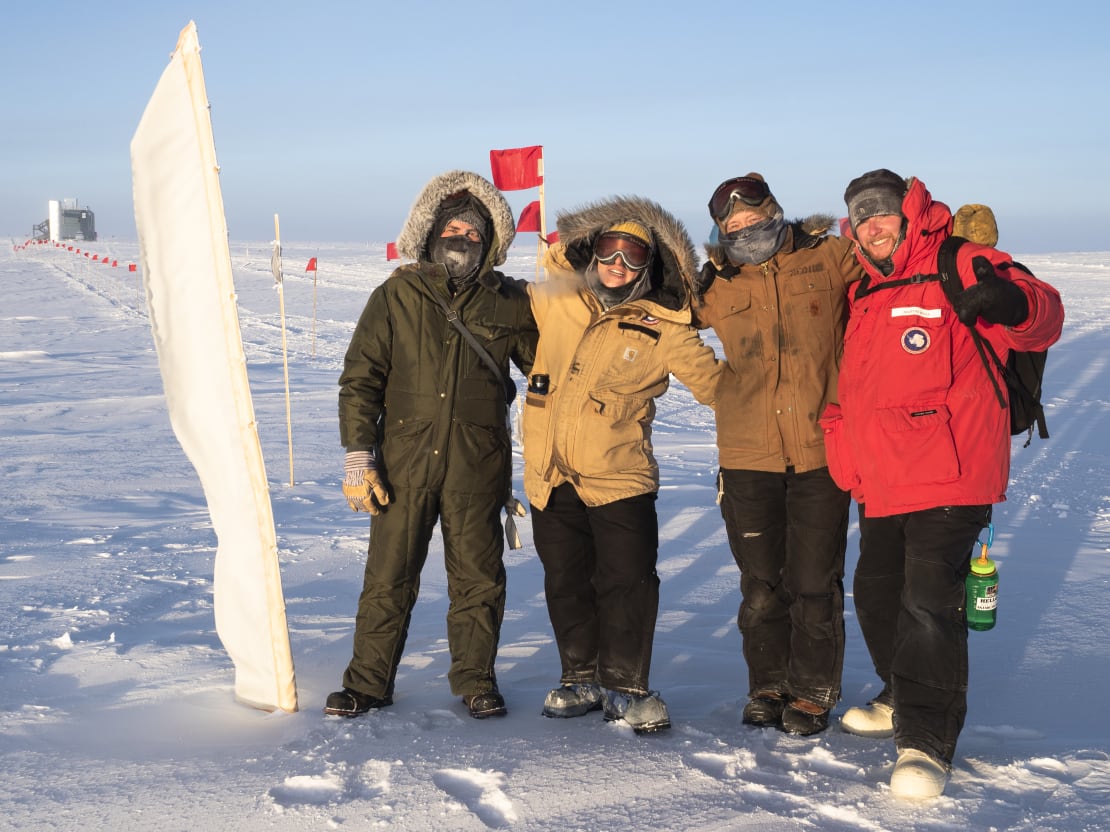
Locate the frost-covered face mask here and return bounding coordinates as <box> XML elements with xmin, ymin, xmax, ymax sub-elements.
<box><xmin>721</xmin><ymin>213</ymin><xmax>787</xmax><ymax>266</ymax></box>
<box><xmin>430</xmin><ymin>234</ymin><xmax>483</xmax><ymax>280</ymax></box>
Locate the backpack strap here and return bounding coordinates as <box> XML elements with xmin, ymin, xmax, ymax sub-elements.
<box><xmin>935</xmin><ymin>236</ymin><xmax>1008</xmax><ymax>411</ymax></box>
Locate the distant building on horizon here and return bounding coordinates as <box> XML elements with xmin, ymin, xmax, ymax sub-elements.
<box><xmin>32</xmin><ymin>199</ymin><xmax>97</xmax><ymax>242</ymax></box>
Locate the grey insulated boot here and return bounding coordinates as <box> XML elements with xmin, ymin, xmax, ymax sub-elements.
<box><xmin>543</xmin><ymin>683</ymin><xmax>603</xmax><ymax>718</ymax></box>
<box><xmin>602</xmin><ymin>689</ymin><xmax>671</xmax><ymax>734</ymax></box>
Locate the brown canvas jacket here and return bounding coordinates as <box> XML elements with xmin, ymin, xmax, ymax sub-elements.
<box><xmin>697</xmin><ymin>219</ymin><xmax>862</xmax><ymax>473</ymax></box>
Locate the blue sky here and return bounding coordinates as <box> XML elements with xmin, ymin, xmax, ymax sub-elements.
<box><xmin>2</xmin><ymin>0</ymin><xmax>1106</xmax><ymax>252</ymax></box>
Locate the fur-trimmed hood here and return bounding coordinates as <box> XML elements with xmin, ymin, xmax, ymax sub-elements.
<box><xmin>395</xmin><ymin>170</ymin><xmax>516</xmax><ymax>266</ymax></box>
<box><xmin>546</xmin><ymin>196</ymin><xmax>699</xmax><ymax>312</ymax></box>
<box><xmin>703</xmin><ymin>213</ymin><xmax>837</xmax><ymax>266</ymax></box>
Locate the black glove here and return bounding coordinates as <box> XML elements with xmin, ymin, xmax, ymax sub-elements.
<box><xmin>694</xmin><ymin>262</ymin><xmax>717</xmax><ymax>295</ymax></box>
<box><xmin>951</xmin><ymin>256</ymin><xmax>1029</xmax><ymax>327</ymax></box>
<box><xmin>695</xmin><ymin>260</ymin><xmax>741</xmax><ymax>295</ymax></box>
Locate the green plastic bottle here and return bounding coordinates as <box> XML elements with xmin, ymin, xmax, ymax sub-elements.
<box><xmin>966</xmin><ymin>544</ymin><xmax>998</xmax><ymax>631</ymax></box>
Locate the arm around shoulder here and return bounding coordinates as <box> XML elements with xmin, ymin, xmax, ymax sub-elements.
<box><xmin>668</xmin><ymin>325</ymin><xmax>724</xmax><ymax>407</ymax></box>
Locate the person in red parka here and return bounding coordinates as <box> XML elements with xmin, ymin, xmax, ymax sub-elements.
<box><xmin>820</xmin><ymin>170</ymin><xmax>1064</xmax><ymax>799</ymax></box>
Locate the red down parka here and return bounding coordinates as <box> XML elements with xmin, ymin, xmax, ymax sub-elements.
<box><xmin>820</xmin><ymin>178</ymin><xmax>1064</xmax><ymax>517</ymax></box>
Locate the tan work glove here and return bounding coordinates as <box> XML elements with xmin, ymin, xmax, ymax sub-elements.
<box><xmin>342</xmin><ymin>450</ymin><xmax>390</xmax><ymax>514</ymax></box>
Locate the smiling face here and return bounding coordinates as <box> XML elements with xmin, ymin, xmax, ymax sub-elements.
<box><xmin>595</xmin><ymin>255</ymin><xmax>643</xmax><ymax>288</ymax></box>
<box><xmin>855</xmin><ymin>214</ymin><xmax>903</xmax><ymax>262</ymax></box>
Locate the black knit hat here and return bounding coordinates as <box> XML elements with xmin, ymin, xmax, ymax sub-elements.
<box><xmin>431</xmin><ymin>191</ymin><xmax>491</xmax><ymax>243</ymax></box>
<box><xmin>844</xmin><ymin>169</ymin><xmax>907</xmax><ymax>230</ymax></box>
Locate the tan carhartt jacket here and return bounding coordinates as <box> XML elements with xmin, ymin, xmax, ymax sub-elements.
<box><xmin>523</xmin><ymin>197</ymin><xmax>722</xmax><ymax>509</ymax></box>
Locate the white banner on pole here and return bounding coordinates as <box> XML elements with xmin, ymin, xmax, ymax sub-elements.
<box><xmin>130</xmin><ymin>21</ymin><xmax>298</xmax><ymax>713</ymax></box>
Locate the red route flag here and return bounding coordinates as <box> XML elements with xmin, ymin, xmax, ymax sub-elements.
<box><xmin>544</xmin><ymin>231</ymin><xmax>560</xmax><ymax>245</ymax></box>
<box><xmin>386</xmin><ymin>242</ymin><xmax>399</xmax><ymax>261</ymax></box>
<box><xmin>305</xmin><ymin>257</ymin><xmax>317</xmax><ymax>272</ymax></box>
<box><xmin>489</xmin><ymin>145</ymin><xmax>543</xmax><ymax>191</ymax></box>
<box><xmin>128</xmin><ymin>263</ymin><xmax>137</xmax><ymax>272</ymax></box>
<box><xmin>516</xmin><ymin>200</ymin><xmax>541</xmax><ymax>232</ymax></box>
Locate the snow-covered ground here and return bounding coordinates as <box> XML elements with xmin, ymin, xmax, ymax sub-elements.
<box><xmin>2</xmin><ymin>239</ymin><xmax>1108</xmax><ymax>831</ymax></box>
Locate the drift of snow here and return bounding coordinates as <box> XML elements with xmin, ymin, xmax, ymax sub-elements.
<box><xmin>2</xmin><ymin>240</ymin><xmax>1108</xmax><ymax>831</ymax></box>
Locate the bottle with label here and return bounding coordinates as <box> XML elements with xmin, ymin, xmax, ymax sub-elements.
<box><xmin>966</xmin><ymin>541</ymin><xmax>998</xmax><ymax>632</ymax></box>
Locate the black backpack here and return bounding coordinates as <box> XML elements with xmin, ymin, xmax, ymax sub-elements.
<box><xmin>854</xmin><ymin>235</ymin><xmax>1049</xmax><ymax>447</ymax></box>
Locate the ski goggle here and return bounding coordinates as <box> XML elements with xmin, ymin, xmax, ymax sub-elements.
<box><xmin>708</xmin><ymin>176</ymin><xmax>771</xmax><ymax>221</ymax></box>
<box><xmin>594</xmin><ymin>233</ymin><xmax>651</xmax><ymax>271</ymax></box>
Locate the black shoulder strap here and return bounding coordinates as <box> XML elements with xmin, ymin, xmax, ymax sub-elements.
<box><xmin>433</xmin><ymin>294</ymin><xmax>517</xmax><ymax>404</ymax></box>
<box><xmin>853</xmin><ymin>271</ymin><xmax>938</xmax><ymax>301</ymax></box>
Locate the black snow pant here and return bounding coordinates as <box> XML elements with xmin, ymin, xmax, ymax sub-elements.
<box><xmin>532</xmin><ymin>483</ymin><xmax>660</xmax><ymax>695</ymax></box>
<box><xmin>342</xmin><ymin>484</ymin><xmax>506</xmax><ymax>699</ymax></box>
<box><xmin>855</xmin><ymin>503</ymin><xmax>991</xmax><ymax>765</ymax></box>
<box><xmin>718</xmin><ymin>467</ymin><xmax>850</xmax><ymax>709</ymax></box>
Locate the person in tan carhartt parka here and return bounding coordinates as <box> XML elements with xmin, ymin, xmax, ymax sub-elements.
<box><xmin>695</xmin><ymin>172</ymin><xmax>863</xmax><ymax>737</ymax></box>
<box><xmin>524</xmin><ymin>195</ymin><xmax>721</xmax><ymax>733</ymax></box>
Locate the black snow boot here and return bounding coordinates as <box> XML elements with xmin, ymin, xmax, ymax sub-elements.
<box><xmin>323</xmin><ymin>688</ymin><xmax>392</xmax><ymax>717</ymax></box>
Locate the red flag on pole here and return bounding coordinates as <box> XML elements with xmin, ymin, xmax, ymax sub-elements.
<box><xmin>305</xmin><ymin>257</ymin><xmax>317</xmax><ymax>272</ymax></box>
<box><xmin>386</xmin><ymin>242</ymin><xmax>399</xmax><ymax>261</ymax></box>
<box><xmin>489</xmin><ymin>145</ymin><xmax>543</xmax><ymax>190</ymax></box>
<box><xmin>516</xmin><ymin>200</ymin><xmax>541</xmax><ymax>232</ymax></box>
<box><xmin>544</xmin><ymin>231</ymin><xmax>560</xmax><ymax>245</ymax></box>
<box><xmin>128</xmin><ymin>263</ymin><xmax>137</xmax><ymax>272</ymax></box>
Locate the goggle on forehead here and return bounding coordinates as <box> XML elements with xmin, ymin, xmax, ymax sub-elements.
<box><xmin>594</xmin><ymin>233</ymin><xmax>651</xmax><ymax>271</ymax></box>
<box><xmin>708</xmin><ymin>176</ymin><xmax>771</xmax><ymax>221</ymax></box>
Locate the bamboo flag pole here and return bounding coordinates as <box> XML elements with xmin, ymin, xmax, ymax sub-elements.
<box><xmin>272</xmin><ymin>214</ymin><xmax>295</xmax><ymax>486</ymax></box>
<box><xmin>537</xmin><ymin>155</ymin><xmax>548</xmax><ymax>281</ymax></box>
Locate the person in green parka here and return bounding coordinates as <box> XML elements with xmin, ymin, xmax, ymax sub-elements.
<box><xmin>324</xmin><ymin>170</ymin><xmax>537</xmax><ymax>720</ymax></box>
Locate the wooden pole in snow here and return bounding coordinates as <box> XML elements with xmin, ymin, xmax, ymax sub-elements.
<box><xmin>274</xmin><ymin>214</ymin><xmax>295</xmax><ymax>486</ymax></box>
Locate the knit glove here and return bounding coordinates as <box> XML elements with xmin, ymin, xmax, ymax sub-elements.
<box><xmin>342</xmin><ymin>451</ymin><xmax>390</xmax><ymax>514</ymax></box>
<box><xmin>951</xmin><ymin>256</ymin><xmax>1029</xmax><ymax>327</ymax></box>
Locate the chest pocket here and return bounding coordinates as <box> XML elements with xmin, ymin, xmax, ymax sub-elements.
<box><xmin>786</xmin><ymin>270</ymin><xmax>837</xmax><ymax>360</ymax></box>
<box><xmin>873</xmin><ymin>302</ymin><xmax>953</xmax><ymax>407</ymax></box>
<box><xmin>713</xmin><ymin>285</ymin><xmax>764</xmax><ymax>363</ymax></box>
<box><xmin>595</xmin><ymin>322</ymin><xmax>660</xmax><ymax>390</ymax></box>
<box><xmin>786</xmin><ymin>270</ymin><xmax>832</xmax><ymax>305</ymax></box>
<box><xmin>715</xmin><ymin>284</ymin><xmax>752</xmax><ymax>318</ymax></box>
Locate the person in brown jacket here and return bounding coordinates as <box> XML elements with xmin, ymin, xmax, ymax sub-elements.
<box><xmin>524</xmin><ymin>196</ymin><xmax>722</xmax><ymax>733</ymax></box>
<box><xmin>695</xmin><ymin>173</ymin><xmax>863</xmax><ymax>735</ymax></box>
